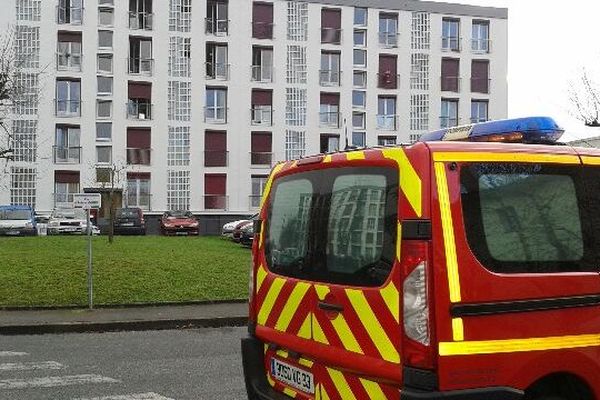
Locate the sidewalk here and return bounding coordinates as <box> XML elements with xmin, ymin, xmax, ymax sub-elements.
<box><xmin>0</xmin><ymin>302</ymin><xmax>248</xmax><ymax>335</ymax></box>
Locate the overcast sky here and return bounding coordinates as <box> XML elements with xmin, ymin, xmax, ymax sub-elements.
<box><xmin>431</xmin><ymin>0</ymin><xmax>600</xmax><ymax>140</ymax></box>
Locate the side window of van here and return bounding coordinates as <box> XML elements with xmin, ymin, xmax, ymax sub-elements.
<box><xmin>460</xmin><ymin>163</ymin><xmax>597</xmax><ymax>273</ymax></box>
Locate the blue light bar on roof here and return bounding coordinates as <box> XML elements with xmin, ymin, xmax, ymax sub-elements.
<box><xmin>418</xmin><ymin>117</ymin><xmax>565</xmax><ymax>144</ymax></box>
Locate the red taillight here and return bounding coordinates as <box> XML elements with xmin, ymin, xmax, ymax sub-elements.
<box><xmin>401</xmin><ymin>240</ymin><xmax>435</xmax><ymax>369</ymax></box>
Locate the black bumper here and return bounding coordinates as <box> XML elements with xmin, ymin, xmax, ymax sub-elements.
<box><xmin>401</xmin><ymin>387</ymin><xmax>523</xmax><ymax>400</ymax></box>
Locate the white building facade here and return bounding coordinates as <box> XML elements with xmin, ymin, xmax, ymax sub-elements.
<box><xmin>0</xmin><ymin>0</ymin><xmax>508</xmax><ymax>218</ymax></box>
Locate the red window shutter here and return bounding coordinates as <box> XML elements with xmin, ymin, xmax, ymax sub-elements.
<box><xmin>205</xmin><ymin>174</ymin><xmax>227</xmax><ymax>195</ymax></box>
<box><xmin>127</xmin><ymin>172</ymin><xmax>150</xmax><ymax>180</ymax></box>
<box><xmin>205</xmin><ymin>130</ymin><xmax>227</xmax><ymax>151</ymax></box>
<box><xmin>126</xmin><ymin>128</ymin><xmax>151</xmax><ymax>148</ymax></box>
<box><xmin>58</xmin><ymin>31</ymin><xmax>82</xmax><ymax>42</ymax></box>
<box><xmin>320</xmin><ymin>92</ymin><xmax>340</xmax><ymax>105</ymax></box>
<box><xmin>251</xmin><ymin>132</ymin><xmax>272</xmax><ymax>152</ymax></box>
<box><xmin>441</xmin><ymin>58</ymin><xmax>460</xmax><ymax>92</ymax></box>
<box><xmin>55</xmin><ymin>170</ymin><xmax>80</xmax><ymax>184</ymax></box>
<box><xmin>128</xmin><ymin>81</ymin><xmax>152</xmax><ymax>99</ymax></box>
<box><xmin>378</xmin><ymin>55</ymin><xmax>398</xmax><ymax>89</ymax></box>
<box><xmin>252</xmin><ymin>2</ymin><xmax>273</xmax><ymax>39</ymax></box>
<box><xmin>471</xmin><ymin>60</ymin><xmax>489</xmax><ymax>93</ymax></box>
<box><xmin>321</xmin><ymin>8</ymin><xmax>341</xmax><ymax>29</ymax></box>
<box><xmin>251</xmin><ymin>90</ymin><xmax>272</xmax><ymax>106</ymax></box>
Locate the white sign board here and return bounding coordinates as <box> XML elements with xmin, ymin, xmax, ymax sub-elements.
<box><xmin>73</xmin><ymin>193</ymin><xmax>102</xmax><ymax>209</ymax></box>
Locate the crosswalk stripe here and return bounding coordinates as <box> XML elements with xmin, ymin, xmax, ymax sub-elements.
<box><xmin>72</xmin><ymin>393</ymin><xmax>175</xmax><ymax>400</ymax></box>
<box><xmin>0</xmin><ymin>352</ymin><xmax>28</xmax><ymax>357</ymax></box>
<box><xmin>0</xmin><ymin>374</ymin><xmax>119</xmax><ymax>390</ymax></box>
<box><xmin>0</xmin><ymin>361</ymin><xmax>64</xmax><ymax>371</ymax></box>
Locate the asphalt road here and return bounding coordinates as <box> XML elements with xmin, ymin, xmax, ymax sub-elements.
<box><xmin>0</xmin><ymin>327</ymin><xmax>248</xmax><ymax>400</ymax></box>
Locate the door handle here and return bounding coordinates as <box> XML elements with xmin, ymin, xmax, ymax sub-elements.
<box><xmin>318</xmin><ymin>301</ymin><xmax>344</xmax><ymax>313</ymax></box>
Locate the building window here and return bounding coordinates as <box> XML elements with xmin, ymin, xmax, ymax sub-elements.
<box><xmin>250</xmin><ymin>175</ymin><xmax>268</xmax><ymax>209</ymax></box>
<box><xmin>285</xmin><ymin>88</ymin><xmax>307</xmax><ymax>126</ymax></box>
<box><xmin>127</xmin><ymin>128</ymin><xmax>151</xmax><ymax>165</ymax></box>
<box><xmin>204</xmin><ymin>130</ymin><xmax>228</xmax><ymax>167</ymax></box>
<box><xmin>251</xmin><ymin>90</ymin><xmax>273</xmax><ymax>126</ymax></box>
<box><xmin>206</xmin><ymin>0</ymin><xmax>229</xmax><ymax>35</ymax></box>
<box><xmin>379</xmin><ymin>13</ymin><xmax>398</xmax><ymax>48</ymax></box>
<box><xmin>320</xmin><ymin>52</ymin><xmax>341</xmax><ymax>86</ymax></box>
<box><xmin>57</xmin><ymin>33</ymin><xmax>82</xmax><ymax>72</ymax></box>
<box><xmin>168</xmin><ymin>126</ymin><xmax>190</xmax><ymax>167</ymax></box>
<box><xmin>54</xmin><ymin>170</ymin><xmax>79</xmax><ymax>207</ymax></box>
<box><xmin>168</xmin><ymin>81</ymin><xmax>191</xmax><ymax>121</ymax></box>
<box><xmin>169</xmin><ymin>37</ymin><xmax>191</xmax><ymax>78</ymax></box>
<box><xmin>410</xmin><ymin>94</ymin><xmax>429</xmax><ymax>131</ymax></box>
<box><xmin>129</xmin><ymin>37</ymin><xmax>153</xmax><ymax>76</ymax></box>
<box><xmin>287</xmin><ymin>45</ymin><xmax>307</xmax><ymax>84</ymax></box>
<box><xmin>410</xmin><ymin>53</ymin><xmax>429</xmax><ymax>90</ymax></box>
<box><xmin>57</xmin><ymin>0</ymin><xmax>82</xmax><ymax>24</ymax></box>
<box><xmin>287</xmin><ymin>1</ymin><xmax>308</xmax><ymax>41</ymax></box>
<box><xmin>55</xmin><ymin>79</ymin><xmax>81</xmax><ymax>117</ymax></box>
<box><xmin>472</xmin><ymin>20</ymin><xmax>490</xmax><ymax>53</ymax></box>
<box><xmin>354</xmin><ymin>30</ymin><xmax>366</xmax><ymax>47</ymax></box>
<box><xmin>205</xmin><ymin>88</ymin><xmax>227</xmax><ymax>124</ymax></box>
<box><xmin>252</xmin><ymin>46</ymin><xmax>273</xmax><ymax>82</ymax></box>
<box><xmin>98</xmin><ymin>7</ymin><xmax>114</xmax><ymax>27</ymax></box>
<box><xmin>167</xmin><ymin>170</ymin><xmax>190</xmax><ymax>211</ymax></box>
<box><xmin>206</xmin><ymin>43</ymin><xmax>229</xmax><ymax>80</ymax></box>
<box><xmin>442</xmin><ymin>18</ymin><xmax>460</xmax><ymax>51</ymax></box>
<box><xmin>129</xmin><ymin>0</ymin><xmax>153</xmax><ymax>30</ymax></box>
<box><xmin>441</xmin><ymin>58</ymin><xmax>460</xmax><ymax>92</ymax></box>
<box><xmin>320</xmin><ymin>93</ymin><xmax>340</xmax><ymax>128</ymax></box>
<box><xmin>251</xmin><ymin>132</ymin><xmax>272</xmax><ymax>166</ymax></box>
<box><xmin>352</xmin><ymin>90</ymin><xmax>366</xmax><ymax>109</ymax></box>
<box><xmin>96</xmin><ymin>100</ymin><xmax>112</xmax><ymax>119</ymax></box>
<box><xmin>204</xmin><ymin>174</ymin><xmax>227</xmax><ymax>210</ymax></box>
<box><xmin>12</xmin><ymin>73</ymin><xmax>38</xmax><ymax>116</ymax></box>
<box><xmin>378</xmin><ymin>54</ymin><xmax>398</xmax><ymax>89</ymax></box>
<box><xmin>11</xmin><ymin>167</ymin><xmax>36</xmax><ymax>208</ymax></box>
<box><xmin>98</xmin><ymin>30</ymin><xmax>113</xmax><ymax>49</ymax></box>
<box><xmin>352</xmin><ymin>131</ymin><xmax>366</xmax><ymax>147</ymax></box>
<box><xmin>54</xmin><ymin>125</ymin><xmax>81</xmax><ymax>164</ymax></box>
<box><xmin>169</xmin><ymin>0</ymin><xmax>191</xmax><ymax>32</ymax></box>
<box><xmin>377</xmin><ymin>96</ymin><xmax>397</xmax><ymax>131</ymax></box>
<box><xmin>127</xmin><ymin>81</ymin><xmax>153</xmax><ymax>120</ymax></box>
<box><xmin>320</xmin><ymin>134</ymin><xmax>340</xmax><ymax>153</ymax></box>
<box><xmin>353</xmin><ymin>70</ymin><xmax>367</xmax><ymax>88</ymax></box>
<box><xmin>352</xmin><ymin>112</ymin><xmax>366</xmax><ymax>130</ymax></box>
<box><xmin>411</xmin><ymin>11</ymin><xmax>430</xmax><ymax>50</ymax></box>
<box><xmin>321</xmin><ymin>8</ymin><xmax>342</xmax><ymax>44</ymax></box>
<box><xmin>96</xmin><ymin>146</ymin><xmax>112</xmax><ymax>164</ymax></box>
<box><xmin>97</xmin><ymin>76</ymin><xmax>113</xmax><ymax>96</ymax></box>
<box><xmin>11</xmin><ymin>120</ymin><xmax>37</xmax><ymax>163</ymax></box>
<box><xmin>127</xmin><ymin>173</ymin><xmax>151</xmax><ymax>210</ymax></box>
<box><xmin>97</xmin><ymin>54</ymin><xmax>113</xmax><ymax>74</ymax></box>
<box><xmin>15</xmin><ymin>26</ymin><xmax>39</xmax><ymax>68</ymax></box>
<box><xmin>471</xmin><ymin>100</ymin><xmax>488</xmax><ymax>123</ymax></box>
<box><xmin>252</xmin><ymin>2</ymin><xmax>274</xmax><ymax>39</ymax></box>
<box><xmin>354</xmin><ymin>7</ymin><xmax>367</xmax><ymax>27</ymax></box>
<box><xmin>353</xmin><ymin>49</ymin><xmax>367</xmax><ymax>67</ymax></box>
<box><xmin>378</xmin><ymin>136</ymin><xmax>396</xmax><ymax>146</ymax></box>
<box><xmin>441</xmin><ymin>99</ymin><xmax>459</xmax><ymax>128</ymax></box>
<box><xmin>96</xmin><ymin>122</ymin><xmax>112</xmax><ymax>142</ymax></box>
<box><xmin>471</xmin><ymin>60</ymin><xmax>490</xmax><ymax>93</ymax></box>
<box><xmin>285</xmin><ymin>130</ymin><xmax>306</xmax><ymax>161</ymax></box>
<box><xmin>16</xmin><ymin>0</ymin><xmax>41</xmax><ymax>22</ymax></box>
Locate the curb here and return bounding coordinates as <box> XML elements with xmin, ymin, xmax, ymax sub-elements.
<box><xmin>0</xmin><ymin>316</ymin><xmax>249</xmax><ymax>336</ymax></box>
<box><xmin>0</xmin><ymin>299</ymin><xmax>249</xmax><ymax>312</ymax></box>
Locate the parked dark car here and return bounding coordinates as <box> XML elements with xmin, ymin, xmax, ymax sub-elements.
<box><xmin>232</xmin><ymin>220</ymin><xmax>253</xmax><ymax>243</ymax></box>
<box><xmin>113</xmin><ymin>207</ymin><xmax>146</xmax><ymax>235</ymax></box>
<box><xmin>160</xmin><ymin>210</ymin><xmax>199</xmax><ymax>236</ymax></box>
<box><xmin>239</xmin><ymin>221</ymin><xmax>254</xmax><ymax>247</ymax></box>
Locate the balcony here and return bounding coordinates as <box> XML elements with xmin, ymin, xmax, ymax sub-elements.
<box><xmin>470</xmin><ymin>78</ymin><xmax>491</xmax><ymax>94</ymax></box>
<box><xmin>204</xmin><ymin>107</ymin><xmax>227</xmax><ymax>124</ymax></box>
<box><xmin>204</xmin><ymin>195</ymin><xmax>228</xmax><ymax>210</ymax></box>
<box><xmin>252</xmin><ymin>21</ymin><xmax>273</xmax><ymax>39</ymax></box>
<box><xmin>319</xmin><ymin>70</ymin><xmax>341</xmax><ymax>86</ymax></box>
<box><xmin>127</xmin><ymin>148</ymin><xmax>151</xmax><ymax>165</ymax></box>
<box><xmin>56</xmin><ymin>6</ymin><xmax>83</xmax><ymax>25</ymax></box>
<box><xmin>56</xmin><ymin>52</ymin><xmax>82</xmax><ymax>72</ymax></box>
<box><xmin>129</xmin><ymin>12</ymin><xmax>153</xmax><ymax>30</ymax></box>
<box><xmin>206</xmin><ymin>18</ymin><xmax>229</xmax><ymax>35</ymax></box>
<box><xmin>127</xmin><ymin>101</ymin><xmax>152</xmax><ymax>120</ymax></box>
<box><xmin>378</xmin><ymin>32</ymin><xmax>399</xmax><ymax>48</ymax></box>
<box><xmin>471</xmin><ymin>38</ymin><xmax>491</xmax><ymax>53</ymax></box>
<box><xmin>251</xmin><ymin>106</ymin><xmax>273</xmax><ymax>126</ymax></box>
<box><xmin>204</xmin><ymin>150</ymin><xmax>228</xmax><ymax>167</ymax></box>
<box><xmin>250</xmin><ymin>152</ymin><xmax>273</xmax><ymax>167</ymax></box>
<box><xmin>440</xmin><ymin>116</ymin><xmax>459</xmax><ymax>128</ymax></box>
<box><xmin>206</xmin><ymin>62</ymin><xmax>230</xmax><ymax>80</ymax></box>
<box><xmin>128</xmin><ymin>58</ymin><xmax>154</xmax><ymax>76</ymax></box>
<box><xmin>319</xmin><ymin>111</ymin><xmax>340</xmax><ymax>128</ymax></box>
<box><xmin>442</xmin><ymin>36</ymin><xmax>461</xmax><ymax>52</ymax></box>
<box><xmin>251</xmin><ymin>65</ymin><xmax>273</xmax><ymax>83</ymax></box>
<box><xmin>321</xmin><ymin>28</ymin><xmax>342</xmax><ymax>44</ymax></box>
<box><xmin>53</xmin><ymin>146</ymin><xmax>81</xmax><ymax>164</ymax></box>
<box><xmin>55</xmin><ymin>100</ymin><xmax>81</xmax><ymax>117</ymax></box>
<box><xmin>441</xmin><ymin>76</ymin><xmax>461</xmax><ymax>92</ymax></box>
<box><xmin>377</xmin><ymin>72</ymin><xmax>399</xmax><ymax>89</ymax></box>
<box><xmin>377</xmin><ymin>115</ymin><xmax>398</xmax><ymax>131</ymax></box>
<box><xmin>249</xmin><ymin>195</ymin><xmax>261</xmax><ymax>210</ymax></box>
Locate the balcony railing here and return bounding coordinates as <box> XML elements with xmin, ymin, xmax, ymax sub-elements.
<box><xmin>206</xmin><ymin>18</ymin><xmax>229</xmax><ymax>35</ymax></box>
<box><xmin>127</xmin><ymin>148</ymin><xmax>152</xmax><ymax>165</ymax></box>
<box><xmin>55</xmin><ymin>99</ymin><xmax>81</xmax><ymax>117</ymax></box>
<box><xmin>204</xmin><ymin>195</ymin><xmax>228</xmax><ymax>210</ymax></box>
<box><xmin>319</xmin><ymin>69</ymin><xmax>341</xmax><ymax>86</ymax></box>
<box><xmin>129</xmin><ymin>12</ymin><xmax>153</xmax><ymax>30</ymax></box>
<box><xmin>205</xmin><ymin>62</ymin><xmax>230</xmax><ymax>80</ymax></box>
<box><xmin>251</xmin><ymin>106</ymin><xmax>273</xmax><ymax>126</ymax></box>
<box><xmin>319</xmin><ymin>111</ymin><xmax>340</xmax><ymax>128</ymax></box>
<box><xmin>53</xmin><ymin>146</ymin><xmax>81</xmax><ymax>164</ymax></box>
<box><xmin>127</xmin><ymin>101</ymin><xmax>153</xmax><ymax>120</ymax></box>
<box><xmin>440</xmin><ymin>116</ymin><xmax>459</xmax><ymax>128</ymax></box>
<box><xmin>321</xmin><ymin>28</ymin><xmax>342</xmax><ymax>44</ymax></box>
<box><xmin>378</xmin><ymin>32</ymin><xmax>399</xmax><ymax>48</ymax></box>
<box><xmin>56</xmin><ymin>52</ymin><xmax>82</xmax><ymax>72</ymax></box>
<box><xmin>442</xmin><ymin>36</ymin><xmax>461</xmax><ymax>52</ymax></box>
<box><xmin>471</xmin><ymin>38</ymin><xmax>491</xmax><ymax>53</ymax></box>
<box><xmin>470</xmin><ymin>78</ymin><xmax>491</xmax><ymax>94</ymax></box>
<box><xmin>252</xmin><ymin>21</ymin><xmax>274</xmax><ymax>39</ymax></box>
<box><xmin>249</xmin><ymin>195</ymin><xmax>262</xmax><ymax>210</ymax></box>
<box><xmin>251</xmin><ymin>65</ymin><xmax>273</xmax><ymax>83</ymax></box>
<box><xmin>126</xmin><ymin>193</ymin><xmax>152</xmax><ymax>211</ymax></box>
<box><xmin>204</xmin><ymin>107</ymin><xmax>227</xmax><ymax>124</ymax></box>
<box><xmin>376</xmin><ymin>115</ymin><xmax>398</xmax><ymax>131</ymax></box>
<box><xmin>470</xmin><ymin>117</ymin><xmax>488</xmax><ymax>124</ymax></box>
<box><xmin>204</xmin><ymin>150</ymin><xmax>229</xmax><ymax>167</ymax></box>
<box><xmin>128</xmin><ymin>57</ymin><xmax>154</xmax><ymax>76</ymax></box>
<box><xmin>250</xmin><ymin>152</ymin><xmax>273</xmax><ymax>167</ymax></box>
<box><xmin>440</xmin><ymin>76</ymin><xmax>461</xmax><ymax>92</ymax></box>
<box><xmin>56</xmin><ymin>6</ymin><xmax>83</xmax><ymax>24</ymax></box>
<box><xmin>377</xmin><ymin>72</ymin><xmax>399</xmax><ymax>89</ymax></box>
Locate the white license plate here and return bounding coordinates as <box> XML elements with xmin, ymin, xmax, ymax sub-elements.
<box><xmin>270</xmin><ymin>358</ymin><xmax>314</xmax><ymax>395</ymax></box>
<box><xmin>122</xmin><ymin>222</ymin><xmax>134</xmax><ymax>226</ymax></box>
<box><xmin>6</xmin><ymin>230</ymin><xmax>19</xmax><ymax>236</ymax></box>
<box><xmin>176</xmin><ymin>232</ymin><xmax>188</xmax><ymax>236</ymax></box>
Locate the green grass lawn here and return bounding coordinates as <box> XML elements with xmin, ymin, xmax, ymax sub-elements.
<box><xmin>0</xmin><ymin>236</ymin><xmax>251</xmax><ymax>307</ymax></box>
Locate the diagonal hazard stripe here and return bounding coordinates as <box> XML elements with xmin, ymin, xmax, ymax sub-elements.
<box><xmin>327</xmin><ymin>368</ymin><xmax>357</xmax><ymax>400</ymax></box>
<box><xmin>380</xmin><ymin>281</ymin><xmax>399</xmax><ymax>324</ymax></box>
<box><xmin>283</xmin><ymin>387</ymin><xmax>297</xmax><ymax>398</ymax></box>
<box><xmin>257</xmin><ymin>277</ymin><xmax>286</xmax><ymax>325</ymax></box>
<box><xmin>275</xmin><ymin>282</ymin><xmax>311</xmax><ymax>332</ymax></box>
<box><xmin>256</xmin><ymin>265</ymin><xmax>268</xmax><ymax>293</ymax></box>
<box><xmin>346</xmin><ymin>289</ymin><xmax>400</xmax><ymax>364</ymax></box>
<box><xmin>359</xmin><ymin>378</ymin><xmax>387</xmax><ymax>400</ymax></box>
<box><xmin>312</xmin><ymin>315</ymin><xmax>329</xmax><ymax>345</ymax></box>
<box><xmin>330</xmin><ymin>314</ymin><xmax>364</xmax><ymax>355</ymax></box>
<box><xmin>320</xmin><ymin>384</ymin><xmax>331</xmax><ymax>400</ymax></box>
<box><xmin>297</xmin><ymin>313</ymin><xmax>311</xmax><ymax>339</ymax></box>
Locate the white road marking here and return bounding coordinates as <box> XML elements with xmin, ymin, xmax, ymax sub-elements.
<box><xmin>72</xmin><ymin>393</ymin><xmax>175</xmax><ymax>400</ymax></box>
<box><xmin>0</xmin><ymin>352</ymin><xmax>28</xmax><ymax>357</ymax></box>
<box><xmin>0</xmin><ymin>374</ymin><xmax>119</xmax><ymax>390</ymax></box>
<box><xmin>0</xmin><ymin>361</ymin><xmax>64</xmax><ymax>371</ymax></box>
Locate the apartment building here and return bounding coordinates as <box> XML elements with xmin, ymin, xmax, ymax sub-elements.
<box><xmin>0</xmin><ymin>0</ymin><xmax>508</xmax><ymax>218</ymax></box>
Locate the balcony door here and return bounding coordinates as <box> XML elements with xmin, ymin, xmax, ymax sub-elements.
<box><xmin>320</xmin><ymin>52</ymin><xmax>340</xmax><ymax>85</ymax></box>
<box><xmin>130</xmin><ymin>38</ymin><xmax>152</xmax><ymax>74</ymax></box>
<box><xmin>55</xmin><ymin>126</ymin><xmax>80</xmax><ymax>163</ymax></box>
<box><xmin>56</xmin><ymin>80</ymin><xmax>80</xmax><ymax>116</ymax></box>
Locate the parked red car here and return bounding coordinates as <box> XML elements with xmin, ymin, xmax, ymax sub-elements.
<box><xmin>160</xmin><ymin>210</ymin><xmax>199</xmax><ymax>236</ymax></box>
<box><xmin>232</xmin><ymin>220</ymin><xmax>253</xmax><ymax>243</ymax></box>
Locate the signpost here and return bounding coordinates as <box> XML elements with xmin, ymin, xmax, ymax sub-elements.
<box><xmin>73</xmin><ymin>193</ymin><xmax>102</xmax><ymax>310</ymax></box>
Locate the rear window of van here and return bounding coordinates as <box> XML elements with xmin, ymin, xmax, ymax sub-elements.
<box><xmin>460</xmin><ymin>163</ymin><xmax>598</xmax><ymax>273</ymax></box>
<box><xmin>265</xmin><ymin>167</ymin><xmax>398</xmax><ymax>287</ymax></box>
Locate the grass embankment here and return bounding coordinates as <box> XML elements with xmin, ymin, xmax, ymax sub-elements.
<box><xmin>0</xmin><ymin>236</ymin><xmax>251</xmax><ymax>307</ymax></box>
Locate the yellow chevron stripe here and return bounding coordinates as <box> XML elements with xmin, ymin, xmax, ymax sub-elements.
<box><xmin>320</xmin><ymin>384</ymin><xmax>331</xmax><ymax>400</ymax></box>
<box><xmin>312</xmin><ymin>314</ymin><xmax>329</xmax><ymax>345</ymax></box>
<box><xmin>275</xmin><ymin>282</ymin><xmax>311</xmax><ymax>332</ymax></box>
<box><xmin>452</xmin><ymin>318</ymin><xmax>465</xmax><ymax>341</ymax></box>
<box><xmin>582</xmin><ymin>156</ymin><xmax>600</xmax><ymax>165</ymax></box>
<box><xmin>359</xmin><ymin>378</ymin><xmax>387</xmax><ymax>400</ymax></box>
<box><xmin>283</xmin><ymin>387</ymin><xmax>297</xmax><ymax>398</ymax></box>
<box><xmin>346</xmin><ymin>289</ymin><xmax>400</xmax><ymax>364</ymax></box>
<box><xmin>256</xmin><ymin>265</ymin><xmax>267</xmax><ymax>293</ymax></box>
<box><xmin>346</xmin><ymin>151</ymin><xmax>365</xmax><ymax>161</ymax></box>
<box><xmin>396</xmin><ymin>221</ymin><xmax>402</xmax><ymax>261</ymax></box>
<box><xmin>380</xmin><ymin>281</ymin><xmax>399</xmax><ymax>324</ymax></box>
<box><xmin>276</xmin><ymin>349</ymin><xmax>289</xmax><ymax>358</ymax></box>
<box><xmin>315</xmin><ymin>284</ymin><xmax>330</xmax><ymax>301</ymax></box>
<box><xmin>323</xmin><ymin>154</ymin><xmax>333</xmax><ymax>163</ymax></box>
<box><xmin>298</xmin><ymin>358</ymin><xmax>313</xmax><ymax>368</ymax></box>
<box><xmin>433</xmin><ymin>152</ymin><xmax>580</xmax><ymax>164</ymax></box>
<box><xmin>257</xmin><ymin>277</ymin><xmax>286</xmax><ymax>325</ymax></box>
<box><xmin>327</xmin><ymin>368</ymin><xmax>357</xmax><ymax>400</ymax></box>
<box><xmin>259</xmin><ymin>220</ymin><xmax>266</xmax><ymax>249</ymax></box>
<box><xmin>382</xmin><ymin>148</ymin><xmax>422</xmax><ymax>217</ymax></box>
<box><xmin>297</xmin><ymin>313</ymin><xmax>312</xmax><ymax>339</ymax></box>
<box><xmin>331</xmin><ymin>313</ymin><xmax>364</xmax><ymax>355</ymax></box>
<box><xmin>260</xmin><ymin>163</ymin><xmax>285</xmax><ymax>208</ymax></box>
<box><xmin>267</xmin><ymin>373</ymin><xmax>275</xmax><ymax>387</ymax></box>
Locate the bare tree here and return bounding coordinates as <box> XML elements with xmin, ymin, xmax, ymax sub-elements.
<box><xmin>0</xmin><ymin>30</ymin><xmax>16</xmax><ymax>161</ymax></box>
<box><xmin>569</xmin><ymin>68</ymin><xmax>600</xmax><ymax>127</ymax></box>
<box><xmin>88</xmin><ymin>161</ymin><xmax>127</xmax><ymax>244</ymax></box>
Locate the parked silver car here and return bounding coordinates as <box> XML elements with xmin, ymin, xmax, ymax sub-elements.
<box><xmin>48</xmin><ymin>209</ymin><xmax>99</xmax><ymax>235</ymax></box>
